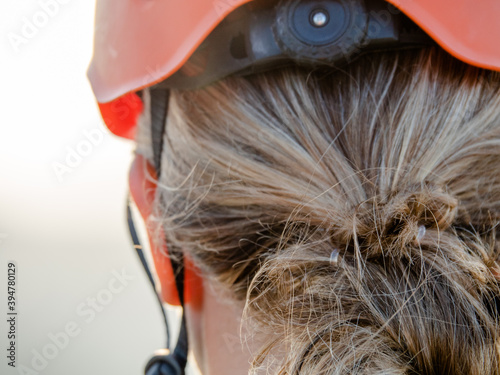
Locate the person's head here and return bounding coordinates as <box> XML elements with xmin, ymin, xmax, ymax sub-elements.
<box><xmin>135</xmin><ymin>47</ymin><xmax>500</xmax><ymax>374</ymax></box>
<box><xmin>89</xmin><ymin>1</ymin><xmax>500</xmax><ymax>374</ymax></box>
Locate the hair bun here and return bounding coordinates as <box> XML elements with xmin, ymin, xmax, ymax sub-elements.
<box><xmin>335</xmin><ymin>187</ymin><xmax>459</xmax><ymax>258</ymax></box>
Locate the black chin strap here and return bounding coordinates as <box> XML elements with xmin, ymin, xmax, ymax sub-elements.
<box><xmin>127</xmin><ymin>87</ymin><xmax>189</xmax><ymax>375</ymax></box>
<box><xmin>126</xmin><ymin>200</ymin><xmax>188</xmax><ymax>375</ymax></box>
<box><xmin>126</xmin><ymin>201</ymin><xmax>170</xmax><ymax>347</ymax></box>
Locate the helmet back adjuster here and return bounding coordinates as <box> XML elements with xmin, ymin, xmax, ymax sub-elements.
<box><xmin>156</xmin><ymin>0</ymin><xmax>433</xmax><ymax>90</ymax></box>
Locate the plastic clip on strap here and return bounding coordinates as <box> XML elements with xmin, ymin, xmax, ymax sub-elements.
<box><xmin>145</xmin><ymin>316</ymin><xmax>189</xmax><ymax>375</ymax></box>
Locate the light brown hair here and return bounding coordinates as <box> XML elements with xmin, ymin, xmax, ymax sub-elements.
<box><xmin>141</xmin><ymin>48</ymin><xmax>500</xmax><ymax>374</ymax></box>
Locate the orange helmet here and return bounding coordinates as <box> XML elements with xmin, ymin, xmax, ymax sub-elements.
<box><xmin>88</xmin><ymin>0</ymin><xmax>500</xmax><ymax>140</ymax></box>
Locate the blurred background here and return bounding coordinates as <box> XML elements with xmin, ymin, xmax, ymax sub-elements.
<box><xmin>0</xmin><ymin>1</ymin><xmax>173</xmax><ymax>374</ymax></box>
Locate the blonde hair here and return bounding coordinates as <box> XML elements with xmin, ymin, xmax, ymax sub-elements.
<box><xmin>143</xmin><ymin>48</ymin><xmax>500</xmax><ymax>373</ymax></box>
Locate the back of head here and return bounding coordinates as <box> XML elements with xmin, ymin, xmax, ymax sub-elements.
<box><xmin>140</xmin><ymin>48</ymin><xmax>500</xmax><ymax>374</ymax></box>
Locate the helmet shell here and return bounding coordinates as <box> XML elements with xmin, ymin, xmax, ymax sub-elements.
<box><xmin>87</xmin><ymin>0</ymin><xmax>500</xmax><ymax>138</ymax></box>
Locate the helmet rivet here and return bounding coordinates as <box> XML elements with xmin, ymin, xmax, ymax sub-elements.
<box><xmin>311</xmin><ymin>9</ymin><xmax>329</xmax><ymax>28</ymax></box>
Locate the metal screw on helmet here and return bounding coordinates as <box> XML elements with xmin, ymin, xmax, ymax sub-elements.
<box><xmin>310</xmin><ymin>9</ymin><xmax>329</xmax><ymax>27</ymax></box>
